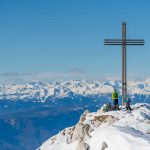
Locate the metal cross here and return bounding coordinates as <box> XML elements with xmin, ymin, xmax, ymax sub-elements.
<box><xmin>104</xmin><ymin>22</ymin><xmax>144</xmax><ymax>105</ymax></box>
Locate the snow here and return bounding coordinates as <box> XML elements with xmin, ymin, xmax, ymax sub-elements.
<box><xmin>89</xmin><ymin>127</ymin><xmax>150</xmax><ymax>150</ymax></box>
<box><xmin>37</xmin><ymin>103</ymin><xmax>150</xmax><ymax>150</ymax></box>
<box><xmin>0</xmin><ymin>79</ymin><xmax>150</xmax><ymax>101</ymax></box>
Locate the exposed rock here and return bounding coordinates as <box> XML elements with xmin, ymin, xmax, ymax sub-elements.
<box><xmin>49</xmin><ymin>136</ymin><xmax>57</xmax><ymax>145</ymax></box>
<box><xmin>66</xmin><ymin>127</ymin><xmax>75</xmax><ymax>144</ymax></box>
<box><xmin>79</xmin><ymin>110</ymin><xmax>90</xmax><ymax>124</ymax></box>
<box><xmin>61</xmin><ymin>129</ymin><xmax>66</xmax><ymax>136</ymax></box>
<box><xmin>76</xmin><ymin>122</ymin><xmax>91</xmax><ymax>150</ymax></box>
<box><xmin>101</xmin><ymin>141</ymin><xmax>108</xmax><ymax>150</ymax></box>
<box><xmin>72</xmin><ymin>123</ymin><xmax>92</xmax><ymax>141</ymax></box>
<box><xmin>90</xmin><ymin>115</ymin><xmax>118</xmax><ymax>127</ymax></box>
<box><xmin>76</xmin><ymin>138</ymin><xmax>89</xmax><ymax>150</ymax></box>
<box><xmin>147</xmin><ymin>129</ymin><xmax>150</xmax><ymax>134</ymax></box>
<box><xmin>66</xmin><ymin>122</ymin><xmax>93</xmax><ymax>147</ymax></box>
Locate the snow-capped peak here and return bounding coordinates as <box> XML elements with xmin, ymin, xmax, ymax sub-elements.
<box><xmin>37</xmin><ymin>103</ymin><xmax>150</xmax><ymax>150</ymax></box>
<box><xmin>0</xmin><ymin>79</ymin><xmax>150</xmax><ymax>101</ymax></box>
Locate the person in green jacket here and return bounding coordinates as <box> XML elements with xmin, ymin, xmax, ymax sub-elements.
<box><xmin>112</xmin><ymin>89</ymin><xmax>119</xmax><ymax>110</ymax></box>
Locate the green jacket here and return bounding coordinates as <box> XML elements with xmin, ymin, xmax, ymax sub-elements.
<box><xmin>112</xmin><ymin>91</ymin><xmax>118</xmax><ymax>100</ymax></box>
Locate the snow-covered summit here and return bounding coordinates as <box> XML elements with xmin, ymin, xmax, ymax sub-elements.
<box><xmin>38</xmin><ymin>103</ymin><xmax>150</xmax><ymax>150</ymax></box>
<box><xmin>0</xmin><ymin>79</ymin><xmax>150</xmax><ymax>101</ymax></box>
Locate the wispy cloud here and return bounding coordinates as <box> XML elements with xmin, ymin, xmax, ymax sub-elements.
<box><xmin>68</xmin><ymin>68</ymin><xmax>85</xmax><ymax>75</ymax></box>
<box><xmin>0</xmin><ymin>71</ymin><xmax>87</xmax><ymax>84</ymax></box>
<box><xmin>0</xmin><ymin>70</ymin><xmax>148</xmax><ymax>84</ymax></box>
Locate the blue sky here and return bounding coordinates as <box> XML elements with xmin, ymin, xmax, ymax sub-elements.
<box><xmin>0</xmin><ymin>0</ymin><xmax>149</xmax><ymax>82</ymax></box>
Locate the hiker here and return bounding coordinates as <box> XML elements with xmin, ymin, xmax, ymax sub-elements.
<box><xmin>125</xmin><ymin>97</ymin><xmax>132</xmax><ymax>111</ymax></box>
<box><xmin>112</xmin><ymin>89</ymin><xmax>119</xmax><ymax>110</ymax></box>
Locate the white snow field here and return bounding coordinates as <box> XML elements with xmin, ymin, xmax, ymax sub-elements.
<box><xmin>37</xmin><ymin>103</ymin><xmax>150</xmax><ymax>150</ymax></box>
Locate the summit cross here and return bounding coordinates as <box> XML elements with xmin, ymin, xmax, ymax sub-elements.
<box><xmin>104</xmin><ymin>22</ymin><xmax>144</xmax><ymax>105</ymax></box>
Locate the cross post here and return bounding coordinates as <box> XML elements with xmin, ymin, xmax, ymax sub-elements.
<box><xmin>104</xmin><ymin>22</ymin><xmax>144</xmax><ymax>105</ymax></box>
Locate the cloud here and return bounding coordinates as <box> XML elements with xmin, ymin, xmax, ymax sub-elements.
<box><xmin>0</xmin><ymin>67</ymin><xmax>87</xmax><ymax>84</ymax></box>
<box><xmin>0</xmin><ymin>71</ymin><xmax>87</xmax><ymax>84</ymax></box>
<box><xmin>0</xmin><ymin>70</ymin><xmax>148</xmax><ymax>84</ymax></box>
<box><xmin>2</xmin><ymin>72</ymin><xmax>35</xmax><ymax>77</ymax></box>
<box><xmin>68</xmin><ymin>68</ymin><xmax>85</xmax><ymax>75</ymax></box>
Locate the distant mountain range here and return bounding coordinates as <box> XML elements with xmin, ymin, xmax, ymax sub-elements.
<box><xmin>0</xmin><ymin>79</ymin><xmax>150</xmax><ymax>101</ymax></box>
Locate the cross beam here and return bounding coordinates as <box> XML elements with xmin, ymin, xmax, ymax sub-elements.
<box><xmin>104</xmin><ymin>39</ymin><xmax>144</xmax><ymax>45</ymax></box>
<box><xmin>104</xmin><ymin>22</ymin><xmax>145</xmax><ymax>105</ymax></box>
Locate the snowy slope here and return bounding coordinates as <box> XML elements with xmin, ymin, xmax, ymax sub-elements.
<box><xmin>0</xmin><ymin>79</ymin><xmax>150</xmax><ymax>101</ymax></box>
<box><xmin>38</xmin><ymin>103</ymin><xmax>150</xmax><ymax>150</ymax></box>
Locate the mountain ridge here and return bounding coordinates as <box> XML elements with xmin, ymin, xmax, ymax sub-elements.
<box><xmin>0</xmin><ymin>79</ymin><xmax>150</xmax><ymax>101</ymax></box>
